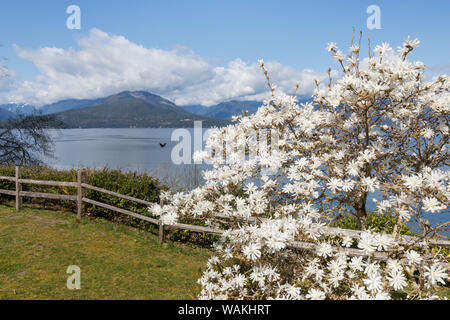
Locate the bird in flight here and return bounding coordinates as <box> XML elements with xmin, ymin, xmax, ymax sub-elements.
<box><xmin>159</xmin><ymin>143</ymin><xmax>167</xmax><ymax>148</ymax></box>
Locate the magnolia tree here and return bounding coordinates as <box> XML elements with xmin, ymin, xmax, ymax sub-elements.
<box><xmin>150</xmin><ymin>36</ymin><xmax>449</xmax><ymax>300</ymax></box>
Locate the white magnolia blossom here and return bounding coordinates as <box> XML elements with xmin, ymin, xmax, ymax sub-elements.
<box><xmin>149</xmin><ymin>37</ymin><xmax>449</xmax><ymax>300</ymax></box>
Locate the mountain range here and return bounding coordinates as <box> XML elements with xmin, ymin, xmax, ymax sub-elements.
<box><xmin>0</xmin><ymin>91</ymin><xmax>312</xmax><ymax>128</ymax></box>
<box><xmin>181</xmin><ymin>95</ymin><xmax>312</xmax><ymax>120</ymax></box>
<box><xmin>53</xmin><ymin>91</ymin><xmax>232</xmax><ymax>128</ymax></box>
<box><xmin>181</xmin><ymin>100</ymin><xmax>263</xmax><ymax>120</ymax></box>
<box><xmin>0</xmin><ymin>103</ymin><xmax>35</xmax><ymax>116</ymax></box>
<box><xmin>0</xmin><ymin>108</ymin><xmax>14</xmax><ymax>120</ymax></box>
<box><xmin>40</xmin><ymin>98</ymin><xmax>104</xmax><ymax>115</ymax></box>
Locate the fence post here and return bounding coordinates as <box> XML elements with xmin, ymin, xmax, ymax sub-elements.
<box><xmin>15</xmin><ymin>166</ymin><xmax>22</xmax><ymax>211</ymax></box>
<box><xmin>77</xmin><ymin>169</ymin><xmax>86</xmax><ymax>223</ymax></box>
<box><xmin>159</xmin><ymin>198</ymin><xmax>165</xmax><ymax>244</ymax></box>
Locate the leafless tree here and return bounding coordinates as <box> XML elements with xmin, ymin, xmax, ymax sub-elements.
<box><xmin>0</xmin><ymin>112</ymin><xmax>62</xmax><ymax>165</ymax></box>
<box><xmin>0</xmin><ymin>41</ymin><xmax>62</xmax><ymax>165</ymax></box>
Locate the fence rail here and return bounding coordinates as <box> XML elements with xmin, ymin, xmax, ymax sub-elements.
<box><xmin>81</xmin><ymin>183</ymin><xmax>153</xmax><ymax>207</ymax></box>
<box><xmin>0</xmin><ymin>167</ymin><xmax>449</xmax><ymax>265</ymax></box>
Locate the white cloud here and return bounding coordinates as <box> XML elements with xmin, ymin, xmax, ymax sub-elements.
<box><xmin>0</xmin><ymin>65</ymin><xmax>16</xmax><ymax>94</ymax></box>
<box><xmin>2</xmin><ymin>28</ymin><xmax>329</xmax><ymax>107</ymax></box>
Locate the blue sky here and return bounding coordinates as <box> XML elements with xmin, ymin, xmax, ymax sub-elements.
<box><xmin>0</xmin><ymin>0</ymin><xmax>449</xmax><ymax>106</ymax></box>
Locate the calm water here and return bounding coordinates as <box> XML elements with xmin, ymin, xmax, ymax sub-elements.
<box><xmin>45</xmin><ymin>128</ymin><xmax>179</xmax><ymax>173</ymax></box>
<box><xmin>43</xmin><ymin>129</ymin><xmax>448</xmax><ymax>237</ymax></box>
<box><xmin>44</xmin><ymin>128</ymin><xmax>208</xmax><ymax>190</ymax></box>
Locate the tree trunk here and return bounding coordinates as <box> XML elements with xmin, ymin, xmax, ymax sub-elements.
<box><xmin>354</xmin><ymin>192</ymin><xmax>368</xmax><ymax>230</ymax></box>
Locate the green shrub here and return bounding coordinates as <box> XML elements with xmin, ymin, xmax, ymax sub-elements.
<box><xmin>0</xmin><ymin>165</ymin><xmax>78</xmax><ymax>210</ymax></box>
<box><xmin>0</xmin><ymin>165</ymin><xmax>165</xmax><ymax>233</ymax></box>
<box><xmin>84</xmin><ymin>167</ymin><xmax>165</xmax><ymax>232</ymax></box>
<box><xmin>169</xmin><ymin>229</ymin><xmax>221</xmax><ymax>247</ymax></box>
<box><xmin>0</xmin><ymin>166</ymin><xmax>15</xmax><ymax>190</ymax></box>
<box><xmin>330</xmin><ymin>211</ymin><xmax>413</xmax><ymax>235</ymax></box>
<box><xmin>0</xmin><ymin>165</ymin><xmax>223</xmax><ymax>246</ymax></box>
<box><xmin>168</xmin><ymin>215</ymin><xmax>223</xmax><ymax>247</ymax></box>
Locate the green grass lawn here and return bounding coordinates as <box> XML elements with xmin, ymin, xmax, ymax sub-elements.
<box><xmin>0</xmin><ymin>203</ymin><xmax>212</xmax><ymax>299</ymax></box>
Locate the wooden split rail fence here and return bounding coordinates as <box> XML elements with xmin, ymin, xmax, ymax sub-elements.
<box><xmin>0</xmin><ymin>167</ymin><xmax>449</xmax><ymax>265</ymax></box>
<box><xmin>0</xmin><ymin>167</ymin><xmax>223</xmax><ymax>244</ymax></box>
